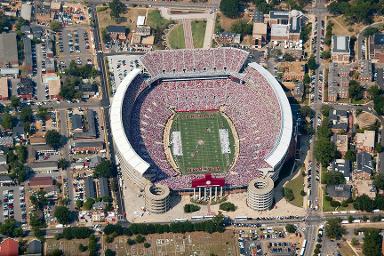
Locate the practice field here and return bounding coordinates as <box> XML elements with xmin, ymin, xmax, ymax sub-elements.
<box><xmin>170</xmin><ymin>111</ymin><xmax>236</xmax><ymax>175</ymax></box>
<box><xmin>106</xmin><ymin>231</ymin><xmax>239</xmax><ymax>256</ymax></box>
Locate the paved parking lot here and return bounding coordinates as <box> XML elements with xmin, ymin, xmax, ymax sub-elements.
<box><xmin>56</xmin><ymin>26</ymin><xmax>94</xmax><ymax>72</ymax></box>
<box><xmin>0</xmin><ymin>186</ymin><xmax>26</xmax><ymax>223</ymax></box>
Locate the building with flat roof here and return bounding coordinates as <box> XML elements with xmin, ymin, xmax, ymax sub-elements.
<box><xmin>43</xmin><ymin>74</ymin><xmax>61</xmax><ymax>99</ymax></box>
<box><xmin>355</xmin><ymin>152</ymin><xmax>374</xmax><ymax>177</ymax></box>
<box><xmin>331</xmin><ymin>36</ymin><xmax>351</xmax><ymax>63</ymax></box>
<box><xmin>98</xmin><ymin>177</ymin><xmax>109</xmax><ymax>198</ymax></box>
<box><xmin>29</xmin><ymin>161</ymin><xmax>58</xmax><ymax>174</ymax></box>
<box><xmin>0</xmin><ymin>32</ymin><xmax>18</xmax><ymax>68</ymax></box>
<box><xmin>331</xmin><ymin>159</ymin><xmax>351</xmax><ymax>181</ymax></box>
<box><xmin>328</xmin><ymin>63</ymin><xmax>353</xmax><ymax>102</ymax></box>
<box><xmin>0</xmin><ymin>77</ymin><xmax>9</xmax><ymax>100</ymax></box>
<box><xmin>355</xmin><ymin>130</ymin><xmax>375</xmax><ymax>153</ymax></box>
<box><xmin>369</xmin><ymin>33</ymin><xmax>384</xmax><ymax>64</ymax></box>
<box><xmin>84</xmin><ymin>176</ymin><xmax>96</xmax><ymax>199</ymax></box>
<box><xmin>21</xmin><ymin>3</ymin><xmax>32</xmax><ymax>21</ymax></box>
<box><xmin>23</xmin><ymin>37</ymin><xmax>33</xmax><ymax>74</ymax></box>
<box><xmin>329</xmin><ymin>109</ymin><xmax>349</xmax><ymax>132</ymax></box>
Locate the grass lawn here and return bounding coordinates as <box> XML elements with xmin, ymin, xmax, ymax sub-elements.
<box><xmin>171</xmin><ymin>111</ymin><xmax>235</xmax><ymax>175</ymax></box>
<box><xmin>168</xmin><ymin>24</ymin><xmax>186</xmax><ymax>49</ymax></box>
<box><xmin>147</xmin><ymin>10</ymin><xmax>171</xmax><ymax>30</ymax></box>
<box><xmin>191</xmin><ymin>21</ymin><xmax>206</xmax><ymax>48</ymax></box>
<box><xmin>322</xmin><ymin>190</ymin><xmax>354</xmax><ymax>212</ymax></box>
<box><xmin>339</xmin><ymin>241</ymin><xmax>358</xmax><ymax>256</ymax></box>
<box><xmin>284</xmin><ymin>171</ymin><xmax>304</xmax><ymax>207</ymax></box>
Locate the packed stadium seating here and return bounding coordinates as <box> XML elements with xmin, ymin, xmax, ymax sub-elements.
<box><xmin>123</xmin><ymin>64</ymin><xmax>282</xmax><ymax>190</ymax></box>
<box><xmin>140</xmin><ymin>48</ymin><xmax>249</xmax><ymax>77</ymax></box>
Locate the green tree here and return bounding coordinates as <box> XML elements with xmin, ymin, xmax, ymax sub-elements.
<box><xmin>353</xmin><ymin>195</ymin><xmax>375</xmax><ymax>212</ymax></box>
<box><xmin>374</xmin><ymin>173</ymin><xmax>384</xmax><ymax>190</ymax></box>
<box><xmin>344</xmin><ymin>150</ymin><xmax>356</xmax><ymax>162</ymax></box>
<box><xmin>220</xmin><ymin>0</ymin><xmax>240</xmax><ymax>18</ymax></box>
<box><xmin>1</xmin><ymin>112</ymin><xmax>14</xmax><ymax>130</ymax></box>
<box><xmin>105</xmin><ymin>249</ymin><xmax>116</xmax><ymax>256</ymax></box>
<box><xmin>320</xmin><ymin>51</ymin><xmax>331</xmax><ymax>59</ymax></box>
<box><xmin>144</xmin><ymin>242</ymin><xmax>151</xmax><ymax>248</ymax></box>
<box><xmin>20</xmin><ymin>106</ymin><xmax>33</xmax><ymax>123</ymax></box>
<box><xmin>322</xmin><ymin>171</ymin><xmax>345</xmax><ymax>185</ymax></box>
<box><xmin>230</xmin><ymin>20</ymin><xmax>253</xmax><ymax>36</ymax></box>
<box><xmin>45</xmin><ymin>130</ymin><xmax>65</xmax><ymax>150</ymax></box>
<box><xmin>184</xmin><ymin>204</ymin><xmax>201</xmax><ymax>213</ymax></box>
<box><xmin>83</xmin><ymin>197</ymin><xmax>96</xmax><ymax>210</ymax></box>
<box><xmin>54</xmin><ymin>206</ymin><xmax>72</xmax><ymax>224</ymax></box>
<box><xmin>283</xmin><ymin>187</ymin><xmax>295</xmax><ymax>201</ymax></box>
<box><xmin>285</xmin><ymin>224</ymin><xmax>297</xmax><ymax>233</ymax></box>
<box><xmin>10</xmin><ymin>96</ymin><xmax>20</xmax><ymax>110</ymax></box>
<box><xmin>314</xmin><ymin>138</ymin><xmax>337</xmax><ymax>166</ymax></box>
<box><xmin>219</xmin><ymin>202</ymin><xmax>237</xmax><ymax>212</ymax></box>
<box><xmin>58</xmin><ymin>158</ymin><xmax>70</xmax><ymax>170</ymax></box>
<box><xmin>37</xmin><ymin>107</ymin><xmax>49</xmax><ymax>121</ymax></box>
<box><xmin>60</xmin><ymin>76</ymin><xmax>82</xmax><ymax>100</ymax></box>
<box><xmin>363</xmin><ymin>229</ymin><xmax>382</xmax><ymax>256</ymax></box>
<box><xmin>94</xmin><ymin>160</ymin><xmax>114</xmax><ymax>178</ymax></box>
<box><xmin>363</xmin><ymin>27</ymin><xmax>379</xmax><ymax>37</ymax></box>
<box><xmin>50</xmin><ymin>21</ymin><xmax>62</xmax><ymax>32</ymax></box>
<box><xmin>307</xmin><ymin>56</ymin><xmax>318</xmax><ymax>70</ymax></box>
<box><xmin>321</xmin><ymin>105</ymin><xmax>332</xmax><ymax>117</ymax></box>
<box><xmin>368</xmin><ymin>86</ymin><xmax>381</xmax><ymax>98</ymax></box>
<box><xmin>325</xmin><ymin>218</ymin><xmax>345</xmax><ymax>240</ymax></box>
<box><xmin>349</xmin><ymin>80</ymin><xmax>364</xmax><ymax>100</ymax></box>
<box><xmin>0</xmin><ymin>219</ymin><xmax>23</xmax><ymax>237</ymax></box>
<box><xmin>135</xmin><ymin>234</ymin><xmax>146</xmax><ymax>243</ymax></box>
<box><xmin>348</xmin><ymin>215</ymin><xmax>354</xmax><ymax>223</ymax></box>
<box><xmin>351</xmin><ymin>237</ymin><xmax>359</xmax><ymax>246</ymax></box>
<box><xmin>109</xmin><ymin>0</ymin><xmax>126</xmax><ymax>19</ymax></box>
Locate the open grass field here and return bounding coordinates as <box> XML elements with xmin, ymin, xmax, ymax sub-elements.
<box><xmin>170</xmin><ymin>111</ymin><xmax>235</xmax><ymax>175</ymax></box>
<box><xmin>168</xmin><ymin>24</ymin><xmax>186</xmax><ymax>49</ymax></box>
<box><xmin>284</xmin><ymin>171</ymin><xmax>304</xmax><ymax>207</ymax></box>
<box><xmin>191</xmin><ymin>21</ymin><xmax>206</xmax><ymax>48</ymax></box>
<box><xmin>96</xmin><ymin>6</ymin><xmax>148</xmax><ymax>32</ymax></box>
<box><xmin>46</xmin><ymin>238</ymin><xmax>90</xmax><ymax>256</ymax></box>
<box><xmin>106</xmin><ymin>231</ymin><xmax>239</xmax><ymax>256</ymax></box>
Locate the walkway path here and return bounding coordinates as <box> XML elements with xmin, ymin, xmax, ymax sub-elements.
<box><xmin>160</xmin><ymin>7</ymin><xmax>215</xmax><ymax>49</ymax></box>
<box><xmin>183</xmin><ymin>19</ymin><xmax>194</xmax><ymax>49</ymax></box>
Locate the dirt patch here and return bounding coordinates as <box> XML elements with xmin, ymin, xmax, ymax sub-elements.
<box><xmin>356</xmin><ymin>111</ymin><xmax>378</xmax><ymax>129</ymax></box>
<box><xmin>97</xmin><ymin>7</ymin><xmax>149</xmax><ymax>32</ymax></box>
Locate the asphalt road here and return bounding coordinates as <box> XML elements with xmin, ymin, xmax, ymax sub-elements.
<box><xmin>88</xmin><ymin>0</ymin><xmax>219</xmax><ymax>9</ymax></box>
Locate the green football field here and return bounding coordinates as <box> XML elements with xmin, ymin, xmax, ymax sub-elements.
<box><xmin>170</xmin><ymin>111</ymin><xmax>235</xmax><ymax>175</ymax></box>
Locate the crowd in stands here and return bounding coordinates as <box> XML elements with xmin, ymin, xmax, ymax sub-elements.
<box><xmin>122</xmin><ymin>64</ymin><xmax>282</xmax><ymax>190</ymax></box>
<box><xmin>140</xmin><ymin>48</ymin><xmax>249</xmax><ymax>78</ymax></box>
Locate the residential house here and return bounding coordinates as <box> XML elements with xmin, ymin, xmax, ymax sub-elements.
<box><xmin>0</xmin><ymin>32</ymin><xmax>18</xmax><ymax>68</ymax></box>
<box><xmin>0</xmin><ymin>137</ymin><xmax>13</xmax><ymax>148</ymax></box>
<box><xmin>71</xmin><ymin>141</ymin><xmax>103</xmax><ymax>154</ymax></box>
<box><xmin>331</xmin><ymin>36</ymin><xmax>351</xmax><ymax>63</ymax></box>
<box><xmin>43</xmin><ymin>74</ymin><xmax>61</xmax><ymax>99</ymax></box>
<box><xmin>326</xmin><ymin>184</ymin><xmax>352</xmax><ymax>202</ymax></box>
<box><xmin>331</xmin><ymin>159</ymin><xmax>351</xmax><ymax>182</ymax></box>
<box><xmin>355</xmin><ymin>130</ymin><xmax>375</xmax><ymax>153</ymax></box>
<box><xmin>27</xmin><ymin>176</ymin><xmax>54</xmax><ymax>187</ymax></box>
<box><xmin>0</xmin><ymin>77</ymin><xmax>9</xmax><ymax>100</ymax></box>
<box><xmin>25</xmin><ymin>239</ymin><xmax>42</xmax><ymax>256</ymax></box>
<box><xmin>357</xmin><ymin>60</ymin><xmax>372</xmax><ymax>84</ymax></box>
<box><xmin>355</xmin><ymin>152</ymin><xmax>374</xmax><ymax>179</ymax></box>
<box><xmin>0</xmin><ymin>175</ymin><xmax>13</xmax><ymax>186</ymax></box>
<box><xmin>84</xmin><ymin>176</ymin><xmax>96</xmax><ymax>199</ymax></box>
<box><xmin>332</xmin><ymin>134</ymin><xmax>349</xmax><ymax>156</ymax></box>
<box><xmin>329</xmin><ymin>109</ymin><xmax>349</xmax><ymax>132</ymax></box>
<box><xmin>73</xmin><ymin>110</ymin><xmax>97</xmax><ymax>140</ymax></box>
<box><xmin>17</xmin><ymin>78</ymin><xmax>35</xmax><ymax>100</ymax></box>
<box><xmin>98</xmin><ymin>177</ymin><xmax>109</xmax><ymax>198</ymax></box>
<box><xmin>0</xmin><ymin>237</ymin><xmax>19</xmax><ymax>256</ymax></box>
<box><xmin>29</xmin><ymin>161</ymin><xmax>58</xmax><ymax>174</ymax></box>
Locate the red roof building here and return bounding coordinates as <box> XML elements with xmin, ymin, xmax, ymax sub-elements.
<box><xmin>27</xmin><ymin>176</ymin><xmax>54</xmax><ymax>187</ymax></box>
<box><xmin>0</xmin><ymin>238</ymin><xmax>19</xmax><ymax>256</ymax></box>
<box><xmin>191</xmin><ymin>173</ymin><xmax>225</xmax><ymax>188</ymax></box>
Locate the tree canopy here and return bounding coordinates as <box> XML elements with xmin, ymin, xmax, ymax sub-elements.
<box><xmin>94</xmin><ymin>160</ymin><xmax>115</xmax><ymax>178</ymax></box>
<box><xmin>0</xmin><ymin>219</ymin><xmax>23</xmax><ymax>237</ymax></box>
<box><xmin>45</xmin><ymin>130</ymin><xmax>65</xmax><ymax>150</ymax></box>
<box><xmin>109</xmin><ymin>0</ymin><xmax>126</xmax><ymax>19</ymax></box>
<box><xmin>349</xmin><ymin>80</ymin><xmax>364</xmax><ymax>101</ymax></box>
<box><xmin>54</xmin><ymin>206</ymin><xmax>72</xmax><ymax>225</ymax></box>
<box><xmin>285</xmin><ymin>224</ymin><xmax>297</xmax><ymax>233</ymax></box>
<box><xmin>314</xmin><ymin>137</ymin><xmax>337</xmax><ymax>166</ymax></box>
<box><xmin>219</xmin><ymin>202</ymin><xmax>237</xmax><ymax>212</ymax></box>
<box><xmin>363</xmin><ymin>229</ymin><xmax>382</xmax><ymax>256</ymax></box>
<box><xmin>220</xmin><ymin>0</ymin><xmax>240</xmax><ymax>18</ymax></box>
<box><xmin>325</xmin><ymin>218</ymin><xmax>345</xmax><ymax>240</ymax></box>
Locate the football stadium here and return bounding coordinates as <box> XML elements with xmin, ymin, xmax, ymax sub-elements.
<box><xmin>111</xmin><ymin>48</ymin><xmax>293</xmax><ymax>211</ymax></box>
